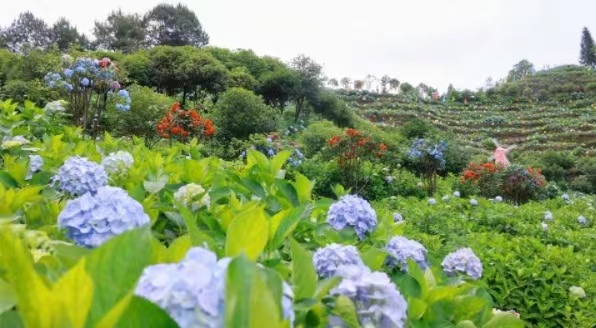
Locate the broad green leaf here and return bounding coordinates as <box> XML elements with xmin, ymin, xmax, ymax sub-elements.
<box><xmin>315</xmin><ymin>277</ymin><xmax>341</xmax><ymax>301</ymax></box>
<box><xmin>482</xmin><ymin>312</ymin><xmax>524</xmax><ymax>328</ymax></box>
<box><xmin>225</xmin><ymin>255</ymin><xmax>281</xmax><ymax>328</ymax></box>
<box><xmin>453</xmin><ymin>296</ymin><xmax>488</xmax><ymax>322</ymax></box>
<box><xmin>84</xmin><ymin>228</ymin><xmax>153</xmax><ymax>327</ymax></box>
<box><xmin>361</xmin><ymin>247</ymin><xmax>387</xmax><ymax>271</ymax></box>
<box><xmin>332</xmin><ymin>295</ymin><xmax>360</xmax><ymax>328</ymax></box>
<box><xmin>246</xmin><ymin>150</ymin><xmax>270</xmax><ymax>170</ymax></box>
<box><xmin>274</xmin><ymin>180</ymin><xmax>299</xmax><ymax>207</ymax></box>
<box><xmin>456</xmin><ymin>320</ymin><xmax>477</xmax><ymax>328</ymax></box>
<box><xmin>225</xmin><ymin>207</ymin><xmax>268</xmax><ymax>260</ymax></box>
<box><xmin>94</xmin><ymin>294</ymin><xmax>133</xmax><ymax>328</ymax></box>
<box><xmin>290</xmin><ymin>239</ymin><xmax>317</xmax><ymax>300</ymax></box>
<box><xmin>0</xmin><ymin>311</ymin><xmax>23</xmax><ymax>328</ymax></box>
<box><xmin>0</xmin><ymin>229</ymin><xmax>54</xmax><ymax>327</ymax></box>
<box><xmin>392</xmin><ymin>273</ymin><xmax>421</xmax><ymax>298</ymax></box>
<box><xmin>0</xmin><ymin>172</ymin><xmax>19</xmax><ymax>188</ymax></box>
<box><xmin>271</xmin><ymin>150</ymin><xmax>292</xmax><ymax>175</ymax></box>
<box><xmin>54</xmin><ymin>259</ymin><xmax>94</xmax><ymax>328</ymax></box>
<box><xmin>166</xmin><ymin>235</ymin><xmax>192</xmax><ymax>262</ymax></box>
<box><xmin>408</xmin><ymin>260</ymin><xmax>429</xmax><ymax>297</ymax></box>
<box><xmin>426</xmin><ymin>286</ymin><xmax>461</xmax><ymax>304</ymax></box>
<box><xmin>408</xmin><ymin>297</ymin><xmax>427</xmax><ymax>320</ymax></box>
<box><xmin>115</xmin><ymin>296</ymin><xmax>177</xmax><ymax>327</ymax></box>
<box><xmin>177</xmin><ymin>202</ymin><xmax>210</xmax><ymax>247</ymax></box>
<box><xmin>0</xmin><ymin>278</ymin><xmax>16</xmax><ymax>314</ymax></box>
<box><xmin>143</xmin><ymin>174</ymin><xmax>168</xmax><ymax>194</ymax></box>
<box><xmin>270</xmin><ymin>206</ymin><xmax>310</xmax><ymax>250</ymax></box>
<box><xmin>293</xmin><ymin>173</ymin><xmax>313</xmax><ymax>204</ymax></box>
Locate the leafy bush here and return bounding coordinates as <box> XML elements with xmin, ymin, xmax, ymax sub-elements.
<box><xmin>299</xmin><ymin>120</ymin><xmax>342</xmax><ymax>158</ymax></box>
<box><xmin>400</xmin><ymin>118</ymin><xmax>435</xmax><ymax>139</ymax></box>
<box><xmin>213</xmin><ymin>87</ymin><xmax>279</xmax><ymax>140</ymax></box>
<box><xmin>106</xmin><ymin>85</ymin><xmax>173</xmax><ymax>147</ymax></box>
<box><xmin>539</xmin><ymin>150</ymin><xmax>575</xmax><ymax>182</ymax></box>
<box><xmin>311</xmin><ymin>90</ymin><xmax>355</xmax><ymax>127</ymax></box>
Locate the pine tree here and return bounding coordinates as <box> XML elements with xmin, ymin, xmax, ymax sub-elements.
<box><xmin>579</xmin><ymin>27</ymin><xmax>596</xmax><ymax>67</ymax></box>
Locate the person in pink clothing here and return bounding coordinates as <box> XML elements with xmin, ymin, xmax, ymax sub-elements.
<box><xmin>490</xmin><ymin>139</ymin><xmax>516</xmax><ymax>167</ymax></box>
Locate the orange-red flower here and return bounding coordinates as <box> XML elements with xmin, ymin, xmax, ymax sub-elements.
<box><xmin>345</xmin><ymin>128</ymin><xmax>360</xmax><ymax>137</ymax></box>
<box><xmin>329</xmin><ymin>136</ymin><xmax>341</xmax><ymax>146</ymax></box>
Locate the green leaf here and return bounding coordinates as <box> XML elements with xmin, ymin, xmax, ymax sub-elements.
<box><xmin>332</xmin><ymin>295</ymin><xmax>361</xmax><ymax>328</ymax></box>
<box><xmin>392</xmin><ymin>273</ymin><xmax>422</xmax><ymax>298</ymax></box>
<box><xmin>408</xmin><ymin>297</ymin><xmax>427</xmax><ymax>320</ymax></box>
<box><xmin>293</xmin><ymin>173</ymin><xmax>313</xmax><ymax>204</ymax></box>
<box><xmin>483</xmin><ymin>312</ymin><xmax>525</xmax><ymax>328</ymax></box>
<box><xmin>361</xmin><ymin>247</ymin><xmax>387</xmax><ymax>271</ymax></box>
<box><xmin>54</xmin><ymin>259</ymin><xmax>94</xmax><ymax>328</ymax></box>
<box><xmin>270</xmin><ymin>205</ymin><xmax>310</xmax><ymax>250</ymax></box>
<box><xmin>0</xmin><ymin>279</ymin><xmax>16</xmax><ymax>314</ymax></box>
<box><xmin>290</xmin><ymin>239</ymin><xmax>317</xmax><ymax>300</ymax></box>
<box><xmin>0</xmin><ymin>311</ymin><xmax>23</xmax><ymax>328</ymax></box>
<box><xmin>84</xmin><ymin>228</ymin><xmax>154</xmax><ymax>328</ymax></box>
<box><xmin>426</xmin><ymin>286</ymin><xmax>461</xmax><ymax>304</ymax></box>
<box><xmin>225</xmin><ymin>207</ymin><xmax>269</xmax><ymax>260</ymax></box>
<box><xmin>456</xmin><ymin>320</ymin><xmax>477</xmax><ymax>328</ymax></box>
<box><xmin>274</xmin><ymin>180</ymin><xmax>299</xmax><ymax>207</ymax></box>
<box><xmin>115</xmin><ymin>296</ymin><xmax>178</xmax><ymax>328</ymax></box>
<box><xmin>166</xmin><ymin>235</ymin><xmax>192</xmax><ymax>262</ymax></box>
<box><xmin>0</xmin><ymin>172</ymin><xmax>19</xmax><ymax>188</ymax></box>
<box><xmin>143</xmin><ymin>174</ymin><xmax>168</xmax><ymax>194</ymax></box>
<box><xmin>177</xmin><ymin>202</ymin><xmax>213</xmax><ymax>248</ymax></box>
<box><xmin>271</xmin><ymin>150</ymin><xmax>292</xmax><ymax>175</ymax></box>
<box><xmin>225</xmin><ymin>255</ymin><xmax>281</xmax><ymax>328</ymax></box>
<box><xmin>315</xmin><ymin>277</ymin><xmax>341</xmax><ymax>301</ymax></box>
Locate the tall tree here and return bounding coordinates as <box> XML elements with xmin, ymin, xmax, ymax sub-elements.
<box><xmin>0</xmin><ymin>12</ymin><xmax>52</xmax><ymax>53</ymax></box>
<box><xmin>290</xmin><ymin>54</ymin><xmax>323</xmax><ymax>121</ymax></box>
<box><xmin>327</xmin><ymin>78</ymin><xmax>339</xmax><ymax>88</ymax></box>
<box><xmin>579</xmin><ymin>27</ymin><xmax>596</xmax><ymax>67</ymax></box>
<box><xmin>381</xmin><ymin>75</ymin><xmax>390</xmax><ymax>93</ymax></box>
<box><xmin>388</xmin><ymin>78</ymin><xmax>400</xmax><ymax>92</ymax></box>
<box><xmin>340</xmin><ymin>77</ymin><xmax>351</xmax><ymax>89</ymax></box>
<box><xmin>364</xmin><ymin>74</ymin><xmax>376</xmax><ymax>90</ymax></box>
<box><xmin>93</xmin><ymin>10</ymin><xmax>146</xmax><ymax>53</ymax></box>
<box><xmin>507</xmin><ymin>60</ymin><xmax>535</xmax><ymax>82</ymax></box>
<box><xmin>353</xmin><ymin>80</ymin><xmax>364</xmax><ymax>90</ymax></box>
<box><xmin>144</xmin><ymin>3</ymin><xmax>209</xmax><ymax>47</ymax></box>
<box><xmin>52</xmin><ymin>18</ymin><xmax>89</xmax><ymax>51</ymax></box>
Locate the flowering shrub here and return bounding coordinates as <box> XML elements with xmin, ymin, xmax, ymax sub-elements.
<box><xmin>26</xmin><ymin>154</ymin><xmax>43</xmax><ymax>180</ymax></box>
<box><xmin>326</xmin><ymin>194</ymin><xmax>377</xmax><ymax>240</ymax></box>
<box><xmin>385</xmin><ymin>236</ymin><xmax>428</xmax><ymax>271</ymax></box>
<box><xmin>173</xmin><ymin>183</ymin><xmax>211</xmax><ymax>211</ymax></box>
<box><xmin>407</xmin><ymin>138</ymin><xmax>447</xmax><ymax>195</ymax></box>
<box><xmin>101</xmin><ymin>151</ymin><xmax>134</xmax><ymax>176</ymax></box>
<box><xmin>156</xmin><ymin>102</ymin><xmax>216</xmax><ymax>143</ymax></box>
<box><xmin>241</xmin><ymin>133</ymin><xmax>304</xmax><ymax>167</ymax></box>
<box><xmin>442</xmin><ymin>248</ymin><xmax>483</xmax><ymax>280</ymax></box>
<box><xmin>460</xmin><ymin>162</ymin><xmax>547</xmax><ymax>204</ymax></box>
<box><xmin>53</xmin><ymin>156</ymin><xmax>108</xmax><ymax>196</ymax></box>
<box><xmin>327</xmin><ymin>128</ymin><xmax>387</xmax><ymax>191</ymax></box>
<box><xmin>312</xmin><ymin>243</ymin><xmax>365</xmax><ymax>278</ymax></box>
<box><xmin>44</xmin><ymin>56</ymin><xmax>130</xmax><ymax>136</ymax></box>
<box><xmin>57</xmin><ymin>186</ymin><xmax>150</xmax><ymax>248</ymax></box>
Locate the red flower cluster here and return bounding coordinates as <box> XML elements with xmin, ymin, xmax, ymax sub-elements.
<box><xmin>156</xmin><ymin>102</ymin><xmax>216</xmax><ymax>141</ymax></box>
<box><xmin>461</xmin><ymin>162</ymin><xmax>500</xmax><ymax>184</ymax></box>
<box><xmin>327</xmin><ymin>128</ymin><xmax>387</xmax><ymax>162</ymax></box>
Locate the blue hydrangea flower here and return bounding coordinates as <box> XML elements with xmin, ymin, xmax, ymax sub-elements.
<box><xmin>101</xmin><ymin>151</ymin><xmax>134</xmax><ymax>176</ymax></box>
<box><xmin>26</xmin><ymin>155</ymin><xmax>44</xmax><ymax>180</ymax></box>
<box><xmin>562</xmin><ymin>193</ymin><xmax>570</xmax><ymax>201</ymax></box>
<box><xmin>58</xmin><ymin>186</ymin><xmax>150</xmax><ymax>248</ymax></box>
<box><xmin>393</xmin><ymin>212</ymin><xmax>404</xmax><ymax>223</ymax></box>
<box><xmin>326</xmin><ymin>195</ymin><xmax>377</xmax><ymax>240</ymax></box>
<box><xmin>64</xmin><ymin>68</ymin><xmax>74</xmax><ymax>78</ymax></box>
<box><xmin>331</xmin><ymin>265</ymin><xmax>408</xmax><ymax>328</ymax></box>
<box><xmin>470</xmin><ymin>199</ymin><xmax>478</xmax><ymax>206</ymax></box>
<box><xmin>578</xmin><ymin>215</ymin><xmax>587</xmax><ymax>225</ymax></box>
<box><xmin>65</xmin><ymin>83</ymin><xmax>73</xmax><ymax>92</ymax></box>
<box><xmin>313</xmin><ymin>244</ymin><xmax>365</xmax><ymax>278</ymax></box>
<box><xmin>385</xmin><ymin>236</ymin><xmax>428</xmax><ymax>271</ymax></box>
<box><xmin>495</xmin><ymin>196</ymin><xmax>503</xmax><ymax>202</ymax></box>
<box><xmin>53</xmin><ymin>156</ymin><xmax>108</xmax><ymax>196</ymax></box>
<box><xmin>80</xmin><ymin>77</ymin><xmax>90</xmax><ymax>87</ymax></box>
<box><xmin>544</xmin><ymin>211</ymin><xmax>553</xmax><ymax>221</ymax></box>
<box><xmin>428</xmin><ymin>198</ymin><xmax>437</xmax><ymax>205</ymax></box>
<box><xmin>453</xmin><ymin>191</ymin><xmax>461</xmax><ymax>198</ymax></box>
<box><xmin>136</xmin><ymin>247</ymin><xmax>294</xmax><ymax>328</ymax></box>
<box><xmin>118</xmin><ymin>89</ymin><xmax>129</xmax><ymax>98</ymax></box>
<box><xmin>115</xmin><ymin>104</ymin><xmax>125</xmax><ymax>111</ymax></box>
<box><xmin>442</xmin><ymin>248</ymin><xmax>483</xmax><ymax>280</ymax></box>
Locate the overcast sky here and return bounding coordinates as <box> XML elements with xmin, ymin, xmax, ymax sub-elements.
<box><xmin>2</xmin><ymin>0</ymin><xmax>595</xmax><ymax>91</ymax></box>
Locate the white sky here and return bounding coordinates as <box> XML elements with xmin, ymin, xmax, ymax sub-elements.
<box><xmin>2</xmin><ymin>0</ymin><xmax>596</xmax><ymax>91</ymax></box>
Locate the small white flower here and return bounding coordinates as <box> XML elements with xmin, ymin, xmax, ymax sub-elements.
<box><xmin>541</xmin><ymin>222</ymin><xmax>548</xmax><ymax>231</ymax></box>
<box><xmin>453</xmin><ymin>191</ymin><xmax>461</xmax><ymax>198</ymax></box>
<box><xmin>469</xmin><ymin>199</ymin><xmax>478</xmax><ymax>206</ymax></box>
<box><xmin>544</xmin><ymin>211</ymin><xmax>553</xmax><ymax>221</ymax></box>
<box><xmin>174</xmin><ymin>183</ymin><xmax>210</xmax><ymax>211</ymax></box>
<box><xmin>385</xmin><ymin>176</ymin><xmax>395</xmax><ymax>183</ymax></box>
<box><xmin>569</xmin><ymin>286</ymin><xmax>586</xmax><ymax>298</ymax></box>
<box><xmin>495</xmin><ymin>196</ymin><xmax>503</xmax><ymax>202</ymax></box>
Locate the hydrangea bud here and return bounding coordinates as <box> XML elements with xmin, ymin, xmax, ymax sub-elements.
<box><xmin>174</xmin><ymin>183</ymin><xmax>211</xmax><ymax>211</ymax></box>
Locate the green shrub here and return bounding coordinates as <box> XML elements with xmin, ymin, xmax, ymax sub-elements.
<box><xmin>105</xmin><ymin>85</ymin><xmax>174</xmax><ymax>147</ymax></box>
<box><xmin>539</xmin><ymin>150</ymin><xmax>575</xmax><ymax>182</ymax></box>
<box><xmin>400</xmin><ymin>118</ymin><xmax>435</xmax><ymax>139</ymax></box>
<box><xmin>213</xmin><ymin>88</ymin><xmax>279</xmax><ymax>140</ymax></box>
<box><xmin>311</xmin><ymin>90</ymin><xmax>355</xmax><ymax>127</ymax></box>
<box><xmin>297</xmin><ymin>158</ymin><xmax>342</xmax><ymax>198</ymax></box>
<box><xmin>299</xmin><ymin>120</ymin><xmax>342</xmax><ymax>158</ymax></box>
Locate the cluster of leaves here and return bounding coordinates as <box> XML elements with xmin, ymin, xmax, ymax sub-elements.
<box><xmin>156</xmin><ymin>102</ymin><xmax>215</xmax><ymax>143</ymax></box>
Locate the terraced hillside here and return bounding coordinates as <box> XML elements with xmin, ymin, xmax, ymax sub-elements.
<box><xmin>344</xmin><ymin>94</ymin><xmax>596</xmax><ymax>157</ymax></box>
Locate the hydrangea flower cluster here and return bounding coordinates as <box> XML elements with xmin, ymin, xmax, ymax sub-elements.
<box><xmin>577</xmin><ymin>215</ymin><xmax>587</xmax><ymax>225</ymax></box>
<box><xmin>43</xmin><ymin>100</ymin><xmax>66</xmax><ymax>115</ymax></box>
<box><xmin>544</xmin><ymin>211</ymin><xmax>554</xmax><ymax>221</ymax></box>
<box><xmin>393</xmin><ymin>212</ymin><xmax>404</xmax><ymax>223</ymax></box>
<box><xmin>441</xmin><ymin>248</ymin><xmax>483</xmax><ymax>280</ymax></box>
<box><xmin>284</xmin><ymin>120</ymin><xmax>306</xmax><ymax>136</ymax></box>
<box><xmin>287</xmin><ymin>148</ymin><xmax>304</xmax><ymax>167</ymax></box>
<box><xmin>53</xmin><ymin>156</ymin><xmax>108</xmax><ymax>196</ymax></box>
<box><xmin>428</xmin><ymin>198</ymin><xmax>437</xmax><ymax>205</ymax></box>
<box><xmin>470</xmin><ymin>199</ymin><xmax>478</xmax><ymax>206</ymax></box>
<box><xmin>115</xmin><ymin>89</ymin><xmax>131</xmax><ymax>112</ymax></box>
<box><xmin>174</xmin><ymin>183</ymin><xmax>211</xmax><ymax>211</ymax></box>
<box><xmin>1</xmin><ymin>135</ymin><xmax>30</xmax><ymax>149</ymax></box>
<box><xmin>495</xmin><ymin>196</ymin><xmax>503</xmax><ymax>202</ymax></box>
<box><xmin>331</xmin><ymin>265</ymin><xmax>408</xmax><ymax>328</ymax></box>
<box><xmin>57</xmin><ymin>186</ymin><xmax>150</xmax><ymax>248</ymax></box>
<box><xmin>101</xmin><ymin>151</ymin><xmax>134</xmax><ymax>176</ymax></box>
<box><xmin>453</xmin><ymin>191</ymin><xmax>461</xmax><ymax>197</ymax></box>
<box><xmin>385</xmin><ymin>236</ymin><xmax>428</xmax><ymax>271</ymax></box>
<box><xmin>441</xmin><ymin>195</ymin><xmax>450</xmax><ymax>202</ymax></box>
<box><xmin>326</xmin><ymin>195</ymin><xmax>377</xmax><ymax>240</ymax></box>
<box><xmin>312</xmin><ymin>243</ymin><xmax>365</xmax><ymax>278</ymax></box>
<box><xmin>136</xmin><ymin>247</ymin><xmax>294</xmax><ymax>328</ymax></box>
<box><xmin>26</xmin><ymin>154</ymin><xmax>43</xmax><ymax>180</ymax></box>
<box><xmin>541</xmin><ymin>222</ymin><xmax>549</xmax><ymax>231</ymax></box>
<box><xmin>407</xmin><ymin>138</ymin><xmax>448</xmax><ymax>169</ymax></box>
